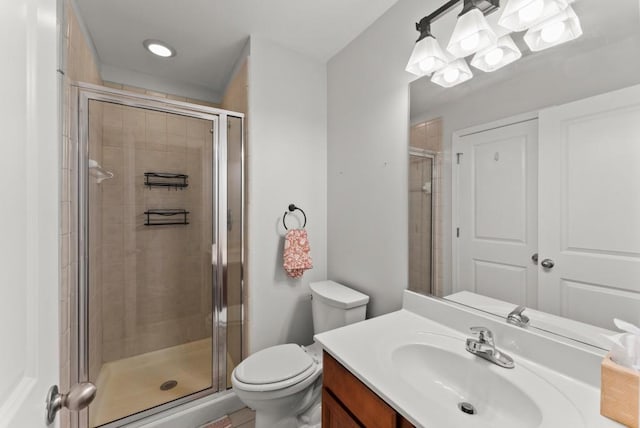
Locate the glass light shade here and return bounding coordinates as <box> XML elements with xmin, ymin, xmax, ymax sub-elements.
<box><xmin>524</xmin><ymin>6</ymin><xmax>582</xmax><ymax>51</ymax></box>
<box><xmin>406</xmin><ymin>35</ymin><xmax>448</xmax><ymax>76</ymax></box>
<box><xmin>431</xmin><ymin>59</ymin><xmax>473</xmax><ymax>88</ymax></box>
<box><xmin>498</xmin><ymin>0</ymin><xmax>571</xmax><ymax>32</ymax></box>
<box><xmin>471</xmin><ymin>34</ymin><xmax>522</xmax><ymax>72</ymax></box>
<box><xmin>447</xmin><ymin>8</ymin><xmax>497</xmax><ymax>58</ymax></box>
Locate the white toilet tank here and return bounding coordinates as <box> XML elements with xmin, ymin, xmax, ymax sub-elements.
<box><xmin>310</xmin><ymin>280</ymin><xmax>369</xmax><ymax>334</ymax></box>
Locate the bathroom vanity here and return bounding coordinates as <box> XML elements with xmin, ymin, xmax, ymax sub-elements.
<box><xmin>316</xmin><ymin>291</ymin><xmax>624</xmax><ymax>428</ymax></box>
<box><xmin>323</xmin><ymin>352</ymin><xmax>413</xmax><ymax>428</ymax></box>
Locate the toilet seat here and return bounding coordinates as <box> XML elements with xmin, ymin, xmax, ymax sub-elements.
<box><xmin>233</xmin><ymin>344</ymin><xmax>319</xmax><ymax>393</ymax></box>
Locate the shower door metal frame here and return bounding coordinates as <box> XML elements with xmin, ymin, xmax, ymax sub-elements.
<box><xmin>408</xmin><ymin>148</ymin><xmax>438</xmax><ymax>295</ymax></box>
<box><xmin>72</xmin><ymin>82</ymin><xmax>244</xmax><ymax>428</ymax></box>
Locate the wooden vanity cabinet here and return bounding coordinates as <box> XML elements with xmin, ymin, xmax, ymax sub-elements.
<box><xmin>322</xmin><ymin>351</ymin><xmax>414</xmax><ymax>428</ymax></box>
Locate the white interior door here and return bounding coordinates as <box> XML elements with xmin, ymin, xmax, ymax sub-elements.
<box><xmin>0</xmin><ymin>0</ymin><xmax>60</xmax><ymax>426</ymax></box>
<box><xmin>454</xmin><ymin>120</ymin><xmax>539</xmax><ymax>307</ymax></box>
<box><xmin>538</xmin><ymin>85</ymin><xmax>640</xmax><ymax>330</ymax></box>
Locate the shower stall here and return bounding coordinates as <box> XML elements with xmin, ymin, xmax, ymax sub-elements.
<box><xmin>408</xmin><ymin>149</ymin><xmax>436</xmax><ymax>296</ymax></box>
<box><xmin>71</xmin><ymin>84</ymin><xmax>244</xmax><ymax>427</ymax></box>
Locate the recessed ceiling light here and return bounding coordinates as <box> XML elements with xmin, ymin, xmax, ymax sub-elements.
<box><xmin>143</xmin><ymin>39</ymin><xmax>176</xmax><ymax>58</ymax></box>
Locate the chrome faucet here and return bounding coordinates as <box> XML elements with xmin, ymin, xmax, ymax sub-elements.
<box><xmin>465</xmin><ymin>327</ymin><xmax>515</xmax><ymax>369</ymax></box>
<box><xmin>507</xmin><ymin>305</ymin><xmax>530</xmax><ymax>328</ymax></box>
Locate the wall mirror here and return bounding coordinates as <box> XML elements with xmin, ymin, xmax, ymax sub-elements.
<box><xmin>408</xmin><ymin>0</ymin><xmax>640</xmax><ymax>349</ymax></box>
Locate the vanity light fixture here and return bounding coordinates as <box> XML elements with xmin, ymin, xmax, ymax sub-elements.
<box><xmin>408</xmin><ymin>0</ymin><xmax>582</xmax><ymax>88</ymax></box>
<box><xmin>498</xmin><ymin>0</ymin><xmax>572</xmax><ymax>32</ymax></box>
<box><xmin>471</xmin><ymin>33</ymin><xmax>522</xmax><ymax>72</ymax></box>
<box><xmin>523</xmin><ymin>6</ymin><xmax>582</xmax><ymax>51</ymax></box>
<box><xmin>447</xmin><ymin>0</ymin><xmax>498</xmax><ymax>57</ymax></box>
<box><xmin>432</xmin><ymin>58</ymin><xmax>473</xmax><ymax>87</ymax></box>
<box><xmin>406</xmin><ymin>19</ymin><xmax>449</xmax><ymax>76</ymax></box>
<box><xmin>143</xmin><ymin>39</ymin><xmax>176</xmax><ymax>58</ymax></box>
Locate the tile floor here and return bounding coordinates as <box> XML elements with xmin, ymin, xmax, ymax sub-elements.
<box><xmin>229</xmin><ymin>408</ymin><xmax>256</xmax><ymax>428</ymax></box>
<box><xmin>200</xmin><ymin>408</ymin><xmax>254</xmax><ymax>428</ymax></box>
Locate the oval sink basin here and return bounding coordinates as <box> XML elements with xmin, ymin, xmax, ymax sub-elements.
<box><xmin>390</xmin><ymin>334</ymin><xmax>584</xmax><ymax>427</ymax></box>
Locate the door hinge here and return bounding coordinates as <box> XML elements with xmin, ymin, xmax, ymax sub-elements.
<box><xmin>456</xmin><ymin>227</ymin><xmax>460</xmax><ymax>238</ymax></box>
<box><xmin>456</xmin><ymin>153</ymin><xmax>463</xmax><ymax>164</ymax></box>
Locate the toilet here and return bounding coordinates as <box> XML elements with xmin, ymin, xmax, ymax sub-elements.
<box><xmin>231</xmin><ymin>280</ymin><xmax>369</xmax><ymax>428</ymax></box>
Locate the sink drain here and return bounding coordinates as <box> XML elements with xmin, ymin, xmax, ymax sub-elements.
<box><xmin>160</xmin><ymin>380</ymin><xmax>178</xmax><ymax>391</ymax></box>
<box><xmin>458</xmin><ymin>402</ymin><xmax>477</xmax><ymax>415</ymax></box>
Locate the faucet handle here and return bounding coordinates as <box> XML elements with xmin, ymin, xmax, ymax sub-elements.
<box><xmin>507</xmin><ymin>305</ymin><xmax>530</xmax><ymax>327</ymax></box>
<box><xmin>470</xmin><ymin>326</ymin><xmax>494</xmax><ymax>346</ymax></box>
<box><xmin>510</xmin><ymin>305</ymin><xmax>526</xmax><ymax>316</ymax></box>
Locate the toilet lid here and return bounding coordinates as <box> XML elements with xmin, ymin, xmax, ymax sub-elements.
<box><xmin>234</xmin><ymin>344</ymin><xmax>314</xmax><ymax>385</ymax></box>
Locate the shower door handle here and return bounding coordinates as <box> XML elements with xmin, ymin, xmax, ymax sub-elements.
<box><xmin>46</xmin><ymin>382</ymin><xmax>97</xmax><ymax>424</ymax></box>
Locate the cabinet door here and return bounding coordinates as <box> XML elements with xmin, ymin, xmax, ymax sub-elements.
<box><xmin>538</xmin><ymin>84</ymin><xmax>640</xmax><ymax>329</ymax></box>
<box><xmin>322</xmin><ymin>389</ymin><xmax>362</xmax><ymax>428</ymax></box>
<box><xmin>323</xmin><ymin>352</ymin><xmax>397</xmax><ymax>428</ymax></box>
<box><xmin>454</xmin><ymin>119</ymin><xmax>539</xmax><ymax>307</ymax></box>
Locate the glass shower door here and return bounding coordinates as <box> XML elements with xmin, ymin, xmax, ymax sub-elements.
<box><xmin>84</xmin><ymin>99</ymin><xmax>216</xmax><ymax>427</ymax></box>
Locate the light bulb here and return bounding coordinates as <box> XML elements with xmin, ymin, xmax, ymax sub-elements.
<box><xmin>460</xmin><ymin>33</ymin><xmax>480</xmax><ymax>52</ymax></box>
<box><xmin>443</xmin><ymin>67</ymin><xmax>461</xmax><ymax>83</ymax></box>
<box><xmin>518</xmin><ymin>0</ymin><xmax>545</xmax><ymax>23</ymax></box>
<box><xmin>143</xmin><ymin>39</ymin><xmax>176</xmax><ymax>58</ymax></box>
<box><xmin>484</xmin><ymin>48</ymin><xmax>504</xmax><ymax>66</ymax></box>
<box><xmin>419</xmin><ymin>57</ymin><xmax>436</xmax><ymax>72</ymax></box>
<box><xmin>541</xmin><ymin>20</ymin><xmax>566</xmax><ymax>43</ymax></box>
<box><xmin>148</xmin><ymin>43</ymin><xmax>172</xmax><ymax>57</ymax></box>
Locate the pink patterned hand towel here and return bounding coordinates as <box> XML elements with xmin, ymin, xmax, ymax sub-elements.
<box><xmin>283</xmin><ymin>229</ymin><xmax>313</xmax><ymax>278</ymax></box>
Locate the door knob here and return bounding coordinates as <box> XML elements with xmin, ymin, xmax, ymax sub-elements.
<box><xmin>46</xmin><ymin>382</ymin><xmax>96</xmax><ymax>424</ymax></box>
<box><xmin>541</xmin><ymin>259</ymin><xmax>555</xmax><ymax>269</ymax></box>
<box><xmin>531</xmin><ymin>253</ymin><xmax>538</xmax><ymax>264</ymax></box>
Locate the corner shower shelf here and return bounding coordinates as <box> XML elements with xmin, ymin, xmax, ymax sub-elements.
<box><xmin>144</xmin><ymin>172</ymin><xmax>189</xmax><ymax>189</ymax></box>
<box><xmin>144</xmin><ymin>209</ymin><xmax>190</xmax><ymax>226</ymax></box>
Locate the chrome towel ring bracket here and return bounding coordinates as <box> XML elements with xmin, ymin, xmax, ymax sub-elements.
<box><xmin>283</xmin><ymin>204</ymin><xmax>307</xmax><ymax>230</ymax></box>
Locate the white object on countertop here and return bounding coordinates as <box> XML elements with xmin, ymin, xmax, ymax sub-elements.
<box><xmin>604</xmin><ymin>319</ymin><xmax>640</xmax><ymax>371</ymax></box>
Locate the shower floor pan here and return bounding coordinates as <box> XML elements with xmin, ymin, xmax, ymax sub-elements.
<box><xmin>90</xmin><ymin>338</ymin><xmax>213</xmax><ymax>427</ymax></box>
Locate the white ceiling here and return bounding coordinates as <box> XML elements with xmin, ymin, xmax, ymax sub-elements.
<box><xmin>75</xmin><ymin>0</ymin><xmax>399</xmax><ymax>101</ymax></box>
<box><xmin>410</xmin><ymin>0</ymin><xmax>640</xmax><ymax>120</ymax></box>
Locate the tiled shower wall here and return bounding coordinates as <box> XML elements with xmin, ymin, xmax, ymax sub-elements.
<box><xmin>89</xmin><ymin>103</ymin><xmax>214</xmax><ymax>365</ymax></box>
<box><xmin>409</xmin><ymin>118</ymin><xmax>443</xmax><ymax>297</ymax></box>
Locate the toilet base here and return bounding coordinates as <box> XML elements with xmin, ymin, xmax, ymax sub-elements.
<box><xmin>298</xmin><ymin>401</ymin><xmax>321</xmax><ymax>428</ymax></box>
<box><xmin>253</xmin><ymin>402</ymin><xmax>321</xmax><ymax>428</ymax></box>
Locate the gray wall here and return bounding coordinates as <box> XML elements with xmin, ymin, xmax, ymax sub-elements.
<box><xmin>247</xmin><ymin>36</ymin><xmax>328</xmax><ymax>353</ymax></box>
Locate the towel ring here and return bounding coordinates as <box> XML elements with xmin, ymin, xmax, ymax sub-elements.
<box><xmin>283</xmin><ymin>204</ymin><xmax>307</xmax><ymax>230</ymax></box>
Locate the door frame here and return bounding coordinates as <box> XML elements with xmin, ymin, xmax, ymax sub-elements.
<box><xmin>71</xmin><ymin>82</ymin><xmax>244</xmax><ymax>428</ymax></box>
<box><xmin>451</xmin><ymin>111</ymin><xmax>539</xmax><ymax>293</ymax></box>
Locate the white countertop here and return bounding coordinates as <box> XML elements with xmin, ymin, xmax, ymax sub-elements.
<box><xmin>315</xmin><ymin>292</ymin><xmax>623</xmax><ymax>428</ymax></box>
